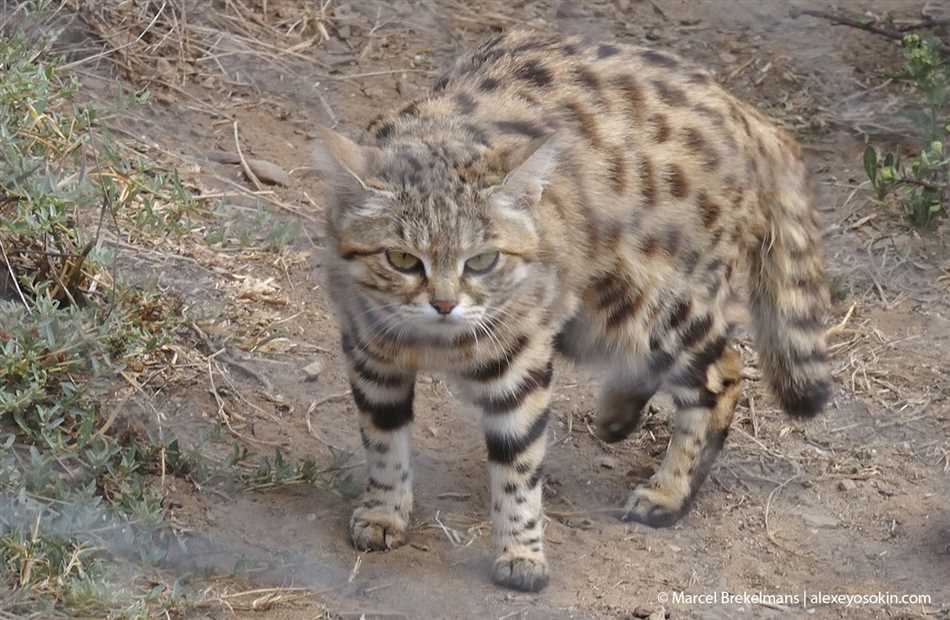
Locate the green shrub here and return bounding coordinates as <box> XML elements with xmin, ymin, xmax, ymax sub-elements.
<box><xmin>864</xmin><ymin>34</ymin><xmax>948</xmax><ymax>228</ymax></box>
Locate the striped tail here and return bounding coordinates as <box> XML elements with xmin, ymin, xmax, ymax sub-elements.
<box><xmin>748</xmin><ymin>179</ymin><xmax>832</xmax><ymax>418</ymax></box>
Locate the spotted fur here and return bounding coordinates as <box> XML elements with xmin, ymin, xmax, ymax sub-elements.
<box><xmin>312</xmin><ymin>30</ymin><xmax>832</xmax><ymax>592</ymax></box>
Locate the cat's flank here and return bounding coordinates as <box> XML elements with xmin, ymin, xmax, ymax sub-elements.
<box><xmin>312</xmin><ymin>30</ymin><xmax>831</xmax><ymax>592</ymax></box>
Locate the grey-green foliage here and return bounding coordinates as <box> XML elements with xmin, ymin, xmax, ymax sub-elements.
<box><xmin>0</xmin><ymin>15</ymin><xmax>203</xmax><ymax>618</ymax></box>
<box><xmin>864</xmin><ymin>34</ymin><xmax>949</xmax><ymax>228</ymax></box>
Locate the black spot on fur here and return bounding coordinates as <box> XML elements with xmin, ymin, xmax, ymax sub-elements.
<box><xmin>527</xmin><ymin>466</ymin><xmax>544</xmax><ymax>489</ymax></box>
<box><xmin>641</xmin><ymin>50</ymin><xmax>679</xmax><ymax>68</ymax></box>
<box><xmin>494</xmin><ymin>120</ymin><xmax>545</xmax><ymax>138</ymax></box>
<box><xmin>453</xmin><ymin>92</ymin><xmax>478</xmax><ymax>114</ymax></box>
<box><xmin>612</xmin><ymin>74</ymin><xmax>644</xmax><ymax>123</ymax></box>
<box><xmin>680</xmin><ymin>315</ymin><xmax>713</xmax><ymax>349</ymax></box>
<box><xmin>367</xmin><ymin>477</ymin><xmax>394</xmax><ymax>492</ymax></box>
<box><xmin>652</xmin><ymin>80</ymin><xmax>689</xmax><ymax>107</ymax></box>
<box><xmin>575</xmin><ymin>66</ymin><xmax>606</xmax><ymax>105</ymax></box>
<box><xmin>478</xmin><ymin>363</ymin><xmax>553</xmax><ymax>414</ymax></box>
<box><xmin>651</xmin><ymin>113</ymin><xmax>670</xmax><ymax>143</ymax></box>
<box><xmin>697</xmin><ymin>192</ymin><xmax>721</xmax><ymax>228</ymax></box>
<box><xmin>607</xmin><ymin>146</ymin><xmax>627</xmax><ymax>194</ymax></box>
<box><xmin>597</xmin><ymin>44</ymin><xmax>620</xmax><ymax>58</ymax></box>
<box><xmin>480</xmin><ymin>77</ymin><xmax>500</xmax><ymax>92</ymax></box>
<box><xmin>667</xmin><ymin>300</ymin><xmax>691</xmax><ymax>331</ymax></box>
<box><xmin>563</xmin><ymin>101</ymin><xmax>602</xmax><ymax>149</ymax></box>
<box><xmin>359</xmin><ymin>428</ymin><xmax>388</xmax><ymax>454</ymax></box>
<box><xmin>464</xmin><ymin>123</ymin><xmax>491</xmax><ymax>146</ymax></box>
<box><xmin>649</xmin><ymin>349</ymin><xmax>675</xmax><ymax>373</ymax></box>
<box><xmin>683</xmin><ymin>127</ymin><xmax>720</xmax><ymax>171</ymax></box>
<box><xmin>374</xmin><ymin>122</ymin><xmax>395</xmax><ymax>142</ymax></box>
<box><xmin>350</xmin><ymin>356</ymin><xmax>409</xmax><ymax>388</ymax></box>
<box><xmin>606</xmin><ymin>294</ymin><xmax>645</xmax><ymax>329</ymax></box>
<box><xmin>463</xmin><ymin>335</ymin><xmax>530</xmax><ymax>382</ymax></box>
<box><xmin>351</xmin><ymin>383</ymin><xmax>414</xmax><ymax>430</ymax></box>
<box><xmin>666</xmin><ymin>163</ymin><xmax>690</xmax><ymax>198</ymax></box>
<box><xmin>485</xmin><ymin>409</ymin><xmax>550</xmax><ymax>464</ymax></box>
<box><xmin>639</xmin><ymin>158</ymin><xmax>657</xmax><ymax>208</ymax></box>
<box><xmin>516</xmin><ymin>59</ymin><xmax>553</xmax><ymax>88</ymax></box>
<box><xmin>672</xmin><ymin>336</ymin><xmax>728</xmax><ymax>388</ymax></box>
<box><xmin>687</xmin><ymin>71</ymin><xmax>710</xmax><ymax>85</ymax></box>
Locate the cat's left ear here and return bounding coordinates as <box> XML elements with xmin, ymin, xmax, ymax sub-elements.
<box><xmin>311</xmin><ymin>126</ymin><xmax>382</xmax><ymax>198</ymax></box>
<box><xmin>494</xmin><ymin>134</ymin><xmax>563</xmax><ymax>209</ymax></box>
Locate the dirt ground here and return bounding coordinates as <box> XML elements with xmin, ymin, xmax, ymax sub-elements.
<box><xmin>55</xmin><ymin>0</ymin><xmax>950</xmax><ymax>618</ymax></box>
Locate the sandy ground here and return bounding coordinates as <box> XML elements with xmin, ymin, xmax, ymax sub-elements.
<box><xmin>54</xmin><ymin>1</ymin><xmax>950</xmax><ymax>618</ymax></box>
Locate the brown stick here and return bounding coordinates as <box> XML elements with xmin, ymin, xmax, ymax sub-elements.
<box><xmin>792</xmin><ymin>8</ymin><xmax>949</xmax><ymax>53</ymax></box>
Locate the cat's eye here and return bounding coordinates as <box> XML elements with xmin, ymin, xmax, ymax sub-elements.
<box><xmin>465</xmin><ymin>251</ymin><xmax>500</xmax><ymax>274</ymax></box>
<box><xmin>385</xmin><ymin>250</ymin><xmax>423</xmax><ymax>273</ymax></box>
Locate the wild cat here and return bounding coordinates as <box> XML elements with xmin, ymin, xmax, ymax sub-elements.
<box><xmin>311</xmin><ymin>30</ymin><xmax>831</xmax><ymax>592</ymax></box>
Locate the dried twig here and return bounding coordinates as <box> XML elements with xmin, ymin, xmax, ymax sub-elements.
<box><xmin>60</xmin><ymin>0</ymin><xmax>169</xmax><ymax>71</ymax></box>
<box><xmin>208</xmin><ymin>359</ymin><xmax>282</xmax><ymax>447</ymax></box>
<box><xmin>792</xmin><ymin>8</ymin><xmax>949</xmax><ymax>53</ymax></box>
<box><xmin>232</xmin><ymin>120</ymin><xmax>264</xmax><ymax>191</ymax></box>
<box><xmin>825</xmin><ymin>302</ymin><xmax>857</xmax><ymax>339</ymax></box>
<box><xmin>0</xmin><ymin>236</ymin><xmax>31</xmax><ymax>313</ymax></box>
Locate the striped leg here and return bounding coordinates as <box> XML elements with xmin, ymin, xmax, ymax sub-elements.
<box><xmin>622</xmin><ymin>335</ymin><xmax>741</xmax><ymax>527</ymax></box>
<box><xmin>343</xmin><ymin>335</ymin><xmax>416</xmax><ymax>551</ymax></box>
<box><xmin>463</xmin><ymin>340</ymin><xmax>554</xmax><ymax>592</ymax></box>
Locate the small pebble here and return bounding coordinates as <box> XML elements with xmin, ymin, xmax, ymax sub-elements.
<box><xmin>246</xmin><ymin>158</ymin><xmax>291</xmax><ymax>186</ymax></box>
<box><xmin>302</xmin><ymin>359</ymin><xmax>324</xmax><ymax>381</ymax></box>
<box><xmin>837</xmin><ymin>479</ymin><xmax>857</xmax><ymax>492</ymax></box>
<box><xmin>596</xmin><ymin>455</ymin><xmax>619</xmax><ymax>469</ymax></box>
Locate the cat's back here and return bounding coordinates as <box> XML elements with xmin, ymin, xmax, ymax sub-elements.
<box><xmin>422</xmin><ymin>31</ymin><xmax>797</xmax><ymax>268</ymax></box>
<box><xmin>432</xmin><ymin>29</ymin><xmax>768</xmax><ymax>155</ymax></box>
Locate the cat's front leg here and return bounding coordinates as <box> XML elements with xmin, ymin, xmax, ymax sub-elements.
<box><xmin>464</xmin><ymin>339</ymin><xmax>555</xmax><ymax>592</ymax></box>
<box><xmin>342</xmin><ymin>334</ymin><xmax>416</xmax><ymax>552</ymax></box>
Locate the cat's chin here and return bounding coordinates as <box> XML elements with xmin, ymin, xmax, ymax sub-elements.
<box><xmin>411</xmin><ymin>316</ymin><xmax>471</xmax><ymax>337</ymax></box>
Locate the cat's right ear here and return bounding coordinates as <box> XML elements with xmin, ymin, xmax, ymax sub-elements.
<box><xmin>311</xmin><ymin>127</ymin><xmax>380</xmax><ymax>197</ymax></box>
<box><xmin>493</xmin><ymin>133</ymin><xmax>563</xmax><ymax>210</ymax></box>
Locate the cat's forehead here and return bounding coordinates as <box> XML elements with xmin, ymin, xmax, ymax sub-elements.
<box><xmin>391</xmin><ymin>190</ymin><xmax>491</xmax><ymax>248</ymax></box>
<box><xmin>377</xmin><ymin>140</ymin><xmax>484</xmax><ymax>191</ymax></box>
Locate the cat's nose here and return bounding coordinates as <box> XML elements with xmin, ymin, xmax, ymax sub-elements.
<box><xmin>430</xmin><ymin>300</ymin><xmax>457</xmax><ymax>315</ymax></box>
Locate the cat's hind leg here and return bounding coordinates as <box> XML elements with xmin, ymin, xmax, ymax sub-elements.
<box><xmin>620</xmin><ymin>328</ymin><xmax>741</xmax><ymax>527</ymax></box>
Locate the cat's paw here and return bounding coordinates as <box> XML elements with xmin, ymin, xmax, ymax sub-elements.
<box><xmin>491</xmin><ymin>553</ymin><xmax>549</xmax><ymax>592</ymax></box>
<box><xmin>619</xmin><ymin>483</ymin><xmax>689</xmax><ymax>528</ymax></box>
<box><xmin>349</xmin><ymin>506</ymin><xmax>408</xmax><ymax>551</ymax></box>
<box><xmin>594</xmin><ymin>394</ymin><xmax>653</xmax><ymax>443</ymax></box>
<box><xmin>594</xmin><ymin>410</ymin><xmax>645</xmax><ymax>443</ymax></box>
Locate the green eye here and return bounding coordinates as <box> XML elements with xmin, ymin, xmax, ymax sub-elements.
<box><xmin>385</xmin><ymin>250</ymin><xmax>423</xmax><ymax>273</ymax></box>
<box><xmin>465</xmin><ymin>251</ymin><xmax>500</xmax><ymax>274</ymax></box>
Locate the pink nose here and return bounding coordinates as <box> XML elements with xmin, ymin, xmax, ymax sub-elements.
<box><xmin>431</xmin><ymin>300</ymin><xmax>457</xmax><ymax>315</ymax></box>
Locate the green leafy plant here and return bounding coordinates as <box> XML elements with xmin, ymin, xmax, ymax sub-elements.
<box><xmin>0</xmin><ymin>15</ymin><xmax>213</xmax><ymax>617</ymax></box>
<box><xmin>864</xmin><ymin>34</ymin><xmax>949</xmax><ymax>228</ymax></box>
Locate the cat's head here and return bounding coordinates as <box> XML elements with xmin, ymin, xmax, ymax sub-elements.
<box><xmin>312</xmin><ymin>125</ymin><xmax>562</xmax><ymax>339</ymax></box>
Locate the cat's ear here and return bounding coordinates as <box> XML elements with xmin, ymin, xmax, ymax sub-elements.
<box><xmin>312</xmin><ymin>126</ymin><xmax>380</xmax><ymax>196</ymax></box>
<box><xmin>495</xmin><ymin>134</ymin><xmax>563</xmax><ymax>209</ymax></box>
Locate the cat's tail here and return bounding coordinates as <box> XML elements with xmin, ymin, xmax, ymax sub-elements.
<box><xmin>747</xmin><ymin>160</ymin><xmax>832</xmax><ymax>418</ymax></box>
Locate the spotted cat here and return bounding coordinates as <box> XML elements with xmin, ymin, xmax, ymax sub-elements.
<box><xmin>311</xmin><ymin>30</ymin><xmax>831</xmax><ymax>592</ymax></box>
